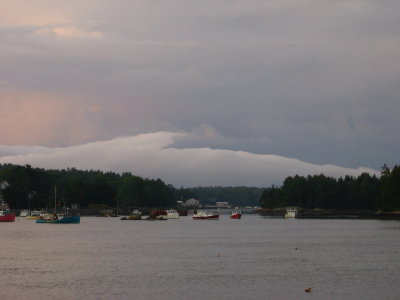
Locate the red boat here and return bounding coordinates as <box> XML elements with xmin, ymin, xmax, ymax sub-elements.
<box><xmin>230</xmin><ymin>210</ymin><xmax>242</xmax><ymax>219</ymax></box>
<box><xmin>177</xmin><ymin>209</ymin><xmax>188</xmax><ymax>216</ymax></box>
<box><xmin>0</xmin><ymin>199</ymin><xmax>15</xmax><ymax>222</ymax></box>
<box><xmin>192</xmin><ymin>210</ymin><xmax>219</xmax><ymax>220</ymax></box>
<box><xmin>0</xmin><ymin>211</ymin><xmax>16</xmax><ymax>222</ymax></box>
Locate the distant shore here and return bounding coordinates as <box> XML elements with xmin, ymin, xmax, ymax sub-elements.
<box><xmin>257</xmin><ymin>208</ymin><xmax>400</xmax><ymax>220</ymax></box>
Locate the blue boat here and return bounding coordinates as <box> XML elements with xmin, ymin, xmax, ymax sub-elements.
<box><xmin>35</xmin><ymin>186</ymin><xmax>80</xmax><ymax>224</ymax></box>
<box><xmin>36</xmin><ymin>214</ymin><xmax>80</xmax><ymax>224</ymax></box>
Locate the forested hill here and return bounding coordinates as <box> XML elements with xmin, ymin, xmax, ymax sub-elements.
<box><xmin>0</xmin><ymin>164</ymin><xmax>176</xmax><ymax>209</ymax></box>
<box><xmin>0</xmin><ymin>163</ymin><xmax>262</xmax><ymax>209</ymax></box>
<box><xmin>1</xmin><ymin>163</ymin><xmax>399</xmax><ymax>211</ymax></box>
<box><xmin>260</xmin><ymin>164</ymin><xmax>400</xmax><ymax>211</ymax></box>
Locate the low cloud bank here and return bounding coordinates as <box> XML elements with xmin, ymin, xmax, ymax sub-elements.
<box><xmin>0</xmin><ymin>131</ymin><xmax>379</xmax><ymax>187</ymax></box>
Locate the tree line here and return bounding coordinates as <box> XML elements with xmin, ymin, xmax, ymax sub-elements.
<box><xmin>0</xmin><ymin>163</ymin><xmax>263</xmax><ymax>209</ymax></box>
<box><xmin>0</xmin><ymin>164</ymin><xmax>176</xmax><ymax>209</ymax></box>
<box><xmin>2</xmin><ymin>163</ymin><xmax>399</xmax><ymax>211</ymax></box>
<box><xmin>260</xmin><ymin>164</ymin><xmax>400</xmax><ymax>211</ymax></box>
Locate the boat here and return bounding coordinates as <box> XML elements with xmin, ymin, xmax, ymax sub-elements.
<box><xmin>39</xmin><ymin>211</ymin><xmax>52</xmax><ymax>220</ymax></box>
<box><xmin>192</xmin><ymin>210</ymin><xmax>219</xmax><ymax>220</ymax></box>
<box><xmin>177</xmin><ymin>209</ymin><xmax>188</xmax><ymax>216</ymax></box>
<box><xmin>0</xmin><ymin>200</ymin><xmax>15</xmax><ymax>222</ymax></box>
<box><xmin>285</xmin><ymin>208</ymin><xmax>297</xmax><ymax>218</ymax></box>
<box><xmin>36</xmin><ymin>213</ymin><xmax>80</xmax><ymax>224</ymax></box>
<box><xmin>35</xmin><ymin>186</ymin><xmax>80</xmax><ymax>224</ymax></box>
<box><xmin>230</xmin><ymin>210</ymin><xmax>242</xmax><ymax>219</ymax></box>
<box><xmin>121</xmin><ymin>210</ymin><xmax>142</xmax><ymax>220</ymax></box>
<box><xmin>0</xmin><ymin>210</ymin><xmax>16</xmax><ymax>222</ymax></box>
<box><xmin>121</xmin><ymin>215</ymin><xmax>141</xmax><ymax>220</ymax></box>
<box><xmin>19</xmin><ymin>209</ymin><xmax>30</xmax><ymax>217</ymax></box>
<box><xmin>131</xmin><ymin>209</ymin><xmax>141</xmax><ymax>216</ymax></box>
<box><xmin>0</xmin><ymin>185</ymin><xmax>15</xmax><ymax>222</ymax></box>
<box><xmin>26</xmin><ymin>210</ymin><xmax>42</xmax><ymax>220</ymax></box>
<box><xmin>144</xmin><ymin>214</ymin><xmax>168</xmax><ymax>221</ymax></box>
<box><xmin>166</xmin><ymin>209</ymin><xmax>179</xmax><ymax>219</ymax></box>
<box><xmin>150</xmin><ymin>210</ymin><xmax>167</xmax><ymax>217</ymax></box>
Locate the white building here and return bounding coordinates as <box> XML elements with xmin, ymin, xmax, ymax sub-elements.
<box><xmin>185</xmin><ymin>198</ymin><xmax>200</xmax><ymax>207</ymax></box>
<box><xmin>216</xmin><ymin>202</ymin><xmax>230</xmax><ymax>208</ymax></box>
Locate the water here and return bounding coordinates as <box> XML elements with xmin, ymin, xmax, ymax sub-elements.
<box><xmin>1</xmin><ymin>215</ymin><xmax>400</xmax><ymax>300</ymax></box>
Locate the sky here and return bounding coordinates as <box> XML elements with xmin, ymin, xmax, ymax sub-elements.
<box><xmin>0</xmin><ymin>0</ymin><xmax>398</xmax><ymax>187</ymax></box>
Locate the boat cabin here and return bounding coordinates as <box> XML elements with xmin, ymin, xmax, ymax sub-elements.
<box><xmin>285</xmin><ymin>208</ymin><xmax>297</xmax><ymax>218</ymax></box>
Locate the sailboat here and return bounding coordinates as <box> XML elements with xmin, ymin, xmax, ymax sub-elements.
<box><xmin>36</xmin><ymin>186</ymin><xmax>80</xmax><ymax>224</ymax></box>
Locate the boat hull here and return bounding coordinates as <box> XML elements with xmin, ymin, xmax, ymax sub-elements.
<box><xmin>36</xmin><ymin>215</ymin><xmax>80</xmax><ymax>224</ymax></box>
<box><xmin>192</xmin><ymin>215</ymin><xmax>219</xmax><ymax>220</ymax></box>
<box><xmin>0</xmin><ymin>213</ymin><xmax>16</xmax><ymax>222</ymax></box>
<box><xmin>167</xmin><ymin>214</ymin><xmax>179</xmax><ymax>219</ymax></box>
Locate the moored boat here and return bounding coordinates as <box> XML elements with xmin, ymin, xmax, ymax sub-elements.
<box><xmin>150</xmin><ymin>209</ymin><xmax>167</xmax><ymax>216</ymax></box>
<box><xmin>145</xmin><ymin>214</ymin><xmax>168</xmax><ymax>221</ymax></box>
<box><xmin>121</xmin><ymin>210</ymin><xmax>142</xmax><ymax>220</ymax></box>
<box><xmin>177</xmin><ymin>209</ymin><xmax>188</xmax><ymax>216</ymax></box>
<box><xmin>230</xmin><ymin>210</ymin><xmax>242</xmax><ymax>219</ymax></box>
<box><xmin>285</xmin><ymin>208</ymin><xmax>297</xmax><ymax>218</ymax></box>
<box><xmin>26</xmin><ymin>210</ymin><xmax>42</xmax><ymax>220</ymax></box>
<box><xmin>0</xmin><ymin>210</ymin><xmax>16</xmax><ymax>222</ymax></box>
<box><xmin>35</xmin><ymin>187</ymin><xmax>80</xmax><ymax>224</ymax></box>
<box><xmin>192</xmin><ymin>210</ymin><xmax>219</xmax><ymax>220</ymax></box>
<box><xmin>19</xmin><ymin>209</ymin><xmax>30</xmax><ymax>217</ymax></box>
<box><xmin>36</xmin><ymin>214</ymin><xmax>80</xmax><ymax>224</ymax></box>
<box><xmin>39</xmin><ymin>211</ymin><xmax>52</xmax><ymax>220</ymax></box>
<box><xmin>0</xmin><ymin>200</ymin><xmax>15</xmax><ymax>222</ymax></box>
<box><xmin>166</xmin><ymin>209</ymin><xmax>179</xmax><ymax>219</ymax></box>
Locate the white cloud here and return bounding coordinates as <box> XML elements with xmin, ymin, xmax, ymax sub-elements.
<box><xmin>0</xmin><ymin>131</ymin><xmax>379</xmax><ymax>187</ymax></box>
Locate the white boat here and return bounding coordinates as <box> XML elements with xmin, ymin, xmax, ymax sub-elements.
<box><xmin>121</xmin><ymin>210</ymin><xmax>142</xmax><ymax>220</ymax></box>
<box><xmin>193</xmin><ymin>210</ymin><xmax>219</xmax><ymax>220</ymax></box>
<box><xmin>40</xmin><ymin>211</ymin><xmax>52</xmax><ymax>220</ymax></box>
<box><xmin>19</xmin><ymin>209</ymin><xmax>30</xmax><ymax>217</ymax></box>
<box><xmin>166</xmin><ymin>209</ymin><xmax>179</xmax><ymax>219</ymax></box>
<box><xmin>131</xmin><ymin>209</ymin><xmax>141</xmax><ymax>216</ymax></box>
<box><xmin>26</xmin><ymin>210</ymin><xmax>42</xmax><ymax>220</ymax></box>
<box><xmin>285</xmin><ymin>208</ymin><xmax>297</xmax><ymax>218</ymax></box>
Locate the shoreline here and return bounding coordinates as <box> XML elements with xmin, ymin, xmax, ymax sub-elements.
<box><xmin>257</xmin><ymin>208</ymin><xmax>400</xmax><ymax>220</ymax></box>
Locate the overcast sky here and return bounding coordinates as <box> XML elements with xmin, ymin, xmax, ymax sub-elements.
<box><xmin>0</xmin><ymin>0</ymin><xmax>398</xmax><ymax>187</ymax></box>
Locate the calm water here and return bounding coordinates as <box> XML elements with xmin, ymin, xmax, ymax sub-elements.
<box><xmin>1</xmin><ymin>215</ymin><xmax>400</xmax><ymax>300</ymax></box>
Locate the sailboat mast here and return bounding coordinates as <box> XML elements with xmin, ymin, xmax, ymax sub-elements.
<box><xmin>54</xmin><ymin>185</ymin><xmax>57</xmax><ymax>213</ymax></box>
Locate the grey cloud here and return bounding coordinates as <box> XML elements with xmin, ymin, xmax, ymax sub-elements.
<box><xmin>1</xmin><ymin>0</ymin><xmax>399</xmax><ymax>171</ymax></box>
<box><xmin>0</xmin><ymin>145</ymin><xmax>52</xmax><ymax>158</ymax></box>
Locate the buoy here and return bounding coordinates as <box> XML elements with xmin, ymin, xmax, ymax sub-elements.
<box><xmin>217</xmin><ymin>253</ymin><xmax>220</xmax><ymax>257</ymax></box>
<box><xmin>305</xmin><ymin>288</ymin><xmax>312</xmax><ymax>293</ymax></box>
